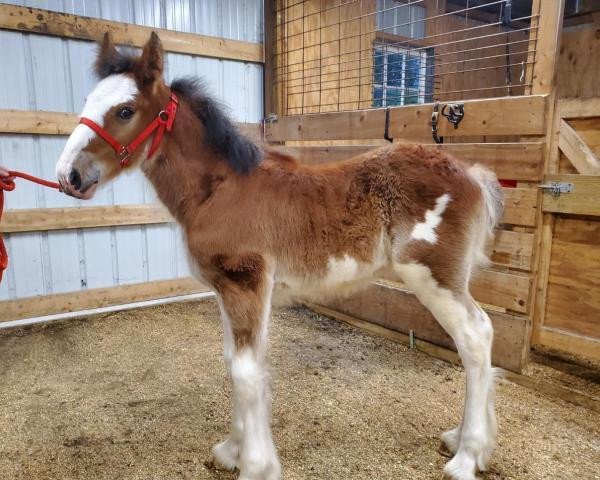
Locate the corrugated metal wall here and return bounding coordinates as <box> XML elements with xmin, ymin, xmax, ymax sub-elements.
<box><xmin>0</xmin><ymin>0</ymin><xmax>263</xmax><ymax>303</ymax></box>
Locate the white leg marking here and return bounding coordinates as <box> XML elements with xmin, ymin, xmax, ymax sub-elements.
<box><xmin>212</xmin><ymin>297</ymin><xmax>243</xmax><ymax>471</ymax></box>
<box><xmin>232</xmin><ymin>348</ymin><xmax>280</xmax><ymax>480</ymax></box>
<box><xmin>410</xmin><ymin>193</ymin><xmax>451</xmax><ymax>244</ymax></box>
<box><xmin>394</xmin><ymin>262</ymin><xmax>496</xmax><ymax>480</ymax></box>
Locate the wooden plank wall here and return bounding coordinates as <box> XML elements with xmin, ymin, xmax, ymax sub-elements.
<box><xmin>264</xmin><ymin>93</ymin><xmax>546</xmax><ymax>371</ymax></box>
<box><xmin>0</xmin><ymin>4</ymin><xmax>264</xmax><ymax>322</ymax></box>
<box><xmin>531</xmin><ymin>18</ymin><xmax>600</xmax><ymax>360</ymax></box>
<box><xmin>274</xmin><ymin>0</ymin><xmax>533</xmax><ymax>114</ymax></box>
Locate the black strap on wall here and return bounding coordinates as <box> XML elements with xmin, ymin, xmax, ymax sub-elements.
<box><xmin>384</xmin><ymin>107</ymin><xmax>393</xmax><ymax>142</ymax></box>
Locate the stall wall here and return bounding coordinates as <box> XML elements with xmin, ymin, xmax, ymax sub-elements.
<box><xmin>0</xmin><ymin>0</ymin><xmax>263</xmax><ymax>312</ymax></box>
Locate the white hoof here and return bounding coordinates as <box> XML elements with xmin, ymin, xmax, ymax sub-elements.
<box><xmin>443</xmin><ymin>451</ymin><xmax>478</xmax><ymax>480</ymax></box>
<box><xmin>211</xmin><ymin>437</ymin><xmax>239</xmax><ymax>471</ymax></box>
<box><xmin>441</xmin><ymin>426</ymin><xmax>461</xmax><ymax>455</ymax></box>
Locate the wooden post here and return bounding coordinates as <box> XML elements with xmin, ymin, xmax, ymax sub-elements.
<box><xmin>264</xmin><ymin>0</ymin><xmax>278</xmax><ymax>116</ymax></box>
<box><xmin>529</xmin><ymin>0</ymin><xmax>566</xmax><ymax>348</ymax></box>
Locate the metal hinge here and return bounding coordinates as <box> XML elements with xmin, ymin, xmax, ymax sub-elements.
<box><xmin>538</xmin><ymin>182</ymin><xmax>574</xmax><ymax>197</ymax></box>
<box><xmin>263</xmin><ymin>113</ymin><xmax>278</xmax><ymax>124</ymax></box>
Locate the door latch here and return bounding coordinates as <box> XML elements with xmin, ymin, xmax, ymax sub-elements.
<box><xmin>538</xmin><ymin>182</ymin><xmax>574</xmax><ymax>197</ymax></box>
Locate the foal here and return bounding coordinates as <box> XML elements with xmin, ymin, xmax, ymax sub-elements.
<box><xmin>56</xmin><ymin>32</ymin><xmax>503</xmax><ymax>480</ymax></box>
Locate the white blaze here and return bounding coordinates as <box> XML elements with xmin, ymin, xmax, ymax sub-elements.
<box><xmin>411</xmin><ymin>193</ymin><xmax>451</xmax><ymax>244</ymax></box>
<box><xmin>56</xmin><ymin>74</ymin><xmax>139</xmax><ymax>179</ymax></box>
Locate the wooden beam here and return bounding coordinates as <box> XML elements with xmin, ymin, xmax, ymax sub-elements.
<box><xmin>265</xmin><ymin>108</ymin><xmax>387</xmax><ymax>142</ymax></box>
<box><xmin>282</xmin><ymin>142</ymin><xmax>544</xmax><ymax>181</ymax></box>
<box><xmin>542</xmin><ymin>174</ymin><xmax>600</xmax><ymax>216</ymax></box>
<box><xmin>0</xmin><ymin>110</ymin><xmax>261</xmax><ymax>138</ymax></box>
<box><xmin>535</xmin><ymin>327</ymin><xmax>600</xmax><ymax>362</ymax></box>
<box><xmin>0</xmin><ymin>204</ymin><xmax>172</xmax><ymax>233</ymax></box>
<box><xmin>0</xmin><ymin>110</ymin><xmax>78</xmax><ymax>135</ymax></box>
<box><xmin>389</xmin><ymin>96</ymin><xmax>547</xmax><ymax>140</ymax></box>
<box><xmin>471</xmin><ymin>270</ymin><xmax>531</xmax><ymax>314</ymax></box>
<box><xmin>265</xmin><ymin>96</ymin><xmax>547</xmax><ymax>142</ymax></box>
<box><xmin>263</xmin><ymin>0</ymin><xmax>277</xmax><ymax>115</ymax></box>
<box><xmin>558</xmin><ymin>97</ymin><xmax>600</xmax><ymax>119</ymax></box>
<box><xmin>0</xmin><ymin>4</ymin><xmax>263</xmax><ymax>63</ymax></box>
<box><xmin>502</xmin><ymin>188</ymin><xmax>538</xmax><ymax>227</ymax></box>
<box><xmin>488</xmin><ymin>230</ymin><xmax>534</xmax><ymax>271</ymax></box>
<box><xmin>0</xmin><ymin>277</ymin><xmax>208</xmax><ymax>322</ymax></box>
<box><xmin>529</xmin><ymin>0</ymin><xmax>566</xmax><ymax>95</ymax></box>
<box><xmin>558</xmin><ymin>120</ymin><xmax>600</xmax><ymax>175</ymax></box>
<box><xmin>316</xmin><ymin>281</ymin><xmax>530</xmax><ymax>372</ymax></box>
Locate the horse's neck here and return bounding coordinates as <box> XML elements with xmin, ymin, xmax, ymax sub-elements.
<box><xmin>142</xmin><ymin>107</ymin><xmax>226</xmax><ymax>227</ymax></box>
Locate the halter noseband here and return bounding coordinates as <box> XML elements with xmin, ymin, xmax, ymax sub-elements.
<box><xmin>79</xmin><ymin>92</ymin><xmax>179</xmax><ymax>167</ymax></box>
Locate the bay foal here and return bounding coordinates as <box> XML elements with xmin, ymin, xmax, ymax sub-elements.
<box><xmin>56</xmin><ymin>33</ymin><xmax>503</xmax><ymax>480</ymax></box>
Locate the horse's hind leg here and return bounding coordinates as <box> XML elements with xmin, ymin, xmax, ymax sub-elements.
<box><xmin>211</xmin><ymin>256</ymin><xmax>280</xmax><ymax>480</ymax></box>
<box><xmin>394</xmin><ymin>262</ymin><xmax>497</xmax><ymax>480</ymax></box>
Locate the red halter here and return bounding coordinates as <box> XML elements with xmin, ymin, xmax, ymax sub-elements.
<box><xmin>79</xmin><ymin>92</ymin><xmax>178</xmax><ymax>167</ymax></box>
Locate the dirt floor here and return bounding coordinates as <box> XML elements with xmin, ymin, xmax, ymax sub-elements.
<box><xmin>0</xmin><ymin>300</ymin><xmax>598</xmax><ymax>480</ymax></box>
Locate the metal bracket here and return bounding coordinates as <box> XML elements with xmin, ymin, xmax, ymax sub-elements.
<box><xmin>263</xmin><ymin>113</ymin><xmax>278</xmax><ymax>124</ymax></box>
<box><xmin>538</xmin><ymin>182</ymin><xmax>574</xmax><ymax>197</ymax></box>
<box><xmin>431</xmin><ymin>102</ymin><xmax>465</xmax><ymax>144</ymax></box>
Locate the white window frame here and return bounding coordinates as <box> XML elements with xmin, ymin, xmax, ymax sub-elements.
<box><xmin>373</xmin><ymin>43</ymin><xmax>428</xmax><ymax>107</ymax></box>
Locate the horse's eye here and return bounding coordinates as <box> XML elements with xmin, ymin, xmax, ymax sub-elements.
<box><xmin>117</xmin><ymin>107</ymin><xmax>135</xmax><ymax>120</ymax></box>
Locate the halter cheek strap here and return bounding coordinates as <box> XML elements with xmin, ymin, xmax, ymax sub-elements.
<box><xmin>79</xmin><ymin>92</ymin><xmax>178</xmax><ymax>167</ymax></box>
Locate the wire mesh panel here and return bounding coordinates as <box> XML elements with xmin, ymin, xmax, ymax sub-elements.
<box><xmin>272</xmin><ymin>0</ymin><xmax>537</xmax><ymax>114</ymax></box>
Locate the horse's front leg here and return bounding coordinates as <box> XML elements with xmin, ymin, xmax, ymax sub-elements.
<box><xmin>210</xmin><ymin>256</ymin><xmax>280</xmax><ymax>480</ymax></box>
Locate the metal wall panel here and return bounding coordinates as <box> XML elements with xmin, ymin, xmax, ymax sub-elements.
<box><xmin>0</xmin><ymin>1</ymin><xmax>264</xmax><ymax>305</ymax></box>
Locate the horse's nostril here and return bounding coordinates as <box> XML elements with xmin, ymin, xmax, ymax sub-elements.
<box><xmin>68</xmin><ymin>168</ymin><xmax>82</xmax><ymax>191</ymax></box>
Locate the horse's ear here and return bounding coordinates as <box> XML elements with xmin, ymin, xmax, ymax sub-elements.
<box><xmin>95</xmin><ymin>32</ymin><xmax>134</xmax><ymax>79</ymax></box>
<box><xmin>135</xmin><ymin>32</ymin><xmax>164</xmax><ymax>85</ymax></box>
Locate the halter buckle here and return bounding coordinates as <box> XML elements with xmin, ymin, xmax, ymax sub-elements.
<box><xmin>158</xmin><ymin>110</ymin><xmax>169</xmax><ymax>123</ymax></box>
<box><xmin>118</xmin><ymin>147</ymin><xmax>131</xmax><ymax>167</ymax></box>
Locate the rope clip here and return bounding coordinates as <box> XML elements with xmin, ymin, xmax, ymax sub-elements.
<box><xmin>431</xmin><ymin>102</ymin><xmax>465</xmax><ymax>144</ymax></box>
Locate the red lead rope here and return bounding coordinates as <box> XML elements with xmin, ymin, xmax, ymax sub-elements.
<box><xmin>0</xmin><ymin>93</ymin><xmax>179</xmax><ymax>284</ymax></box>
<box><xmin>0</xmin><ymin>172</ymin><xmax>61</xmax><ymax>283</ymax></box>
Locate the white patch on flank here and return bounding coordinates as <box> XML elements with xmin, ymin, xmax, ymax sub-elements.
<box><xmin>324</xmin><ymin>254</ymin><xmax>360</xmax><ymax>285</ymax></box>
<box><xmin>56</xmin><ymin>74</ymin><xmax>138</xmax><ymax>180</ymax></box>
<box><xmin>410</xmin><ymin>193</ymin><xmax>451</xmax><ymax>244</ymax></box>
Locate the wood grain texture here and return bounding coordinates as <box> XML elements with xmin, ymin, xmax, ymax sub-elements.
<box><xmin>390</xmin><ymin>96</ymin><xmax>547</xmax><ymax>139</ymax></box>
<box><xmin>558</xmin><ymin>96</ymin><xmax>600</xmax><ymax>119</ymax></box>
<box><xmin>471</xmin><ymin>269</ymin><xmax>531</xmax><ymax>314</ymax></box>
<box><xmin>1</xmin><ymin>205</ymin><xmax>172</xmax><ymax>233</ymax></box>
<box><xmin>557</xmin><ymin>24</ymin><xmax>600</xmax><ymax>99</ymax></box>
<box><xmin>265</xmin><ymin>108</ymin><xmax>387</xmax><ymax>142</ymax></box>
<box><xmin>283</xmin><ymin>142</ymin><xmax>544</xmax><ymax>181</ymax></box>
<box><xmin>542</xmin><ymin>174</ymin><xmax>600</xmax><ymax>216</ymax></box>
<box><xmin>0</xmin><ymin>4</ymin><xmax>263</xmax><ymax>63</ymax></box>
<box><xmin>320</xmin><ymin>281</ymin><xmax>529</xmax><ymax>372</ymax></box>
<box><xmin>502</xmin><ymin>188</ymin><xmax>538</xmax><ymax>226</ymax></box>
<box><xmin>0</xmin><ymin>110</ymin><xmax>79</xmax><ymax>135</ymax></box>
<box><xmin>265</xmin><ymin>96</ymin><xmax>547</xmax><ymax>142</ymax></box>
<box><xmin>558</xmin><ymin>120</ymin><xmax>600</xmax><ymax>174</ymax></box>
<box><xmin>487</xmin><ymin>230</ymin><xmax>534</xmax><ymax>271</ymax></box>
<box><xmin>0</xmin><ymin>110</ymin><xmax>261</xmax><ymax>138</ymax></box>
<box><xmin>544</xmin><ymin>217</ymin><xmax>600</xmax><ymax>339</ymax></box>
<box><xmin>536</xmin><ymin>327</ymin><xmax>600</xmax><ymax>362</ymax></box>
<box><xmin>0</xmin><ymin>277</ymin><xmax>208</xmax><ymax>322</ymax></box>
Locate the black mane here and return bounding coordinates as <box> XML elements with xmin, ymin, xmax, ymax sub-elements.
<box><xmin>170</xmin><ymin>77</ymin><xmax>262</xmax><ymax>174</ymax></box>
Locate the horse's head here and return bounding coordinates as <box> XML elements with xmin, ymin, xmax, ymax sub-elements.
<box><xmin>56</xmin><ymin>32</ymin><xmax>169</xmax><ymax>199</ymax></box>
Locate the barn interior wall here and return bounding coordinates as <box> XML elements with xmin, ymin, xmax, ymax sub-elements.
<box><xmin>0</xmin><ymin>0</ymin><xmax>264</xmax><ymax>307</ymax></box>
<box><xmin>539</xmin><ymin>18</ymin><xmax>600</xmax><ymax>349</ymax></box>
<box><xmin>276</xmin><ymin>0</ymin><xmax>532</xmax><ymax>114</ymax></box>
